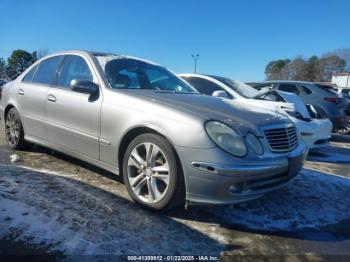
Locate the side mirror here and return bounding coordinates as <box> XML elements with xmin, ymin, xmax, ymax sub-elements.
<box><xmin>212</xmin><ymin>90</ymin><xmax>229</xmax><ymax>99</ymax></box>
<box><xmin>70</xmin><ymin>79</ymin><xmax>98</xmax><ymax>95</ymax></box>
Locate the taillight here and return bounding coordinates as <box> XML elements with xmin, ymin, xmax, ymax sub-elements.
<box><xmin>324</xmin><ymin>97</ymin><xmax>340</xmax><ymax>104</ymax></box>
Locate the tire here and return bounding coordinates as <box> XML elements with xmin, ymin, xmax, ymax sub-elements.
<box><xmin>5</xmin><ymin>108</ymin><xmax>29</xmax><ymax>150</ymax></box>
<box><xmin>122</xmin><ymin>133</ymin><xmax>185</xmax><ymax>211</ymax></box>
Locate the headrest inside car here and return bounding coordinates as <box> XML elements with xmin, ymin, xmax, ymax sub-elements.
<box><xmin>114</xmin><ymin>74</ymin><xmax>131</xmax><ymax>88</ymax></box>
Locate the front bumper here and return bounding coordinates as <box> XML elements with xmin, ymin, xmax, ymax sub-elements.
<box><xmin>176</xmin><ymin>143</ymin><xmax>307</xmax><ymax>205</ymax></box>
<box><xmin>297</xmin><ymin>119</ymin><xmax>332</xmax><ymax>149</ymax></box>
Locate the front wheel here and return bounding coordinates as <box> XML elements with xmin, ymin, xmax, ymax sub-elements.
<box><xmin>122</xmin><ymin>133</ymin><xmax>185</xmax><ymax>211</ymax></box>
<box><xmin>5</xmin><ymin>108</ymin><xmax>29</xmax><ymax>150</ymax></box>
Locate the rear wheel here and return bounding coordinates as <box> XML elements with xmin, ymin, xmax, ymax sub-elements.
<box><xmin>5</xmin><ymin>108</ymin><xmax>29</xmax><ymax>150</ymax></box>
<box><xmin>336</xmin><ymin>116</ymin><xmax>350</xmax><ymax>135</ymax></box>
<box><xmin>122</xmin><ymin>133</ymin><xmax>185</xmax><ymax>210</ymax></box>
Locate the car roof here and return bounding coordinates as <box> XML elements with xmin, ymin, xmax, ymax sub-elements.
<box><xmin>260</xmin><ymin>80</ymin><xmax>314</xmax><ymax>85</ymax></box>
<box><xmin>179</xmin><ymin>73</ymin><xmax>228</xmax><ymax>81</ymax></box>
<box><xmin>39</xmin><ymin>50</ymin><xmax>160</xmax><ymax>66</ymax></box>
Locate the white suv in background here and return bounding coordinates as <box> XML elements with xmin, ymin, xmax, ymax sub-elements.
<box><xmin>180</xmin><ymin>74</ymin><xmax>332</xmax><ymax>149</ymax></box>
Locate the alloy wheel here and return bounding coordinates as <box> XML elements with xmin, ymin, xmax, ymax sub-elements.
<box><xmin>127</xmin><ymin>142</ymin><xmax>170</xmax><ymax>203</ymax></box>
<box><xmin>5</xmin><ymin>111</ymin><xmax>20</xmax><ymax>147</ymax></box>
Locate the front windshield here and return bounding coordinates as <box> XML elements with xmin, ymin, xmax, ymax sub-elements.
<box><xmin>95</xmin><ymin>55</ymin><xmax>197</xmax><ymax>93</ymax></box>
<box><xmin>209</xmin><ymin>76</ymin><xmax>259</xmax><ymax>98</ymax></box>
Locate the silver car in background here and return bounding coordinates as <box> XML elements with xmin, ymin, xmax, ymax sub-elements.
<box><xmin>0</xmin><ymin>51</ymin><xmax>307</xmax><ymax>210</ymax></box>
<box><xmin>255</xmin><ymin>81</ymin><xmax>348</xmax><ymax>130</ymax></box>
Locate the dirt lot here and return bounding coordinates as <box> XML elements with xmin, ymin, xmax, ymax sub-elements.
<box><xmin>0</xmin><ymin>126</ymin><xmax>349</xmax><ymax>261</ymax></box>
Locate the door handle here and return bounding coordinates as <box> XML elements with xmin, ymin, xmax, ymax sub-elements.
<box><xmin>47</xmin><ymin>94</ymin><xmax>56</xmax><ymax>102</ymax></box>
<box><xmin>18</xmin><ymin>89</ymin><xmax>24</xmax><ymax>95</ymax></box>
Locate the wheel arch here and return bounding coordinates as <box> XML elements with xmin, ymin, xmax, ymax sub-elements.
<box><xmin>117</xmin><ymin>125</ymin><xmax>186</xmax><ymax>187</ymax></box>
<box><xmin>4</xmin><ymin>104</ymin><xmax>16</xmax><ymax>119</ymax></box>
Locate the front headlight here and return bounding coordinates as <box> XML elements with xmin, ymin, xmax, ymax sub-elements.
<box><xmin>205</xmin><ymin>121</ymin><xmax>247</xmax><ymax>157</ymax></box>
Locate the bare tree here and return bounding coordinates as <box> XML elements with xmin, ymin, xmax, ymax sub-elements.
<box><xmin>265</xmin><ymin>50</ymin><xmax>348</xmax><ymax>82</ymax></box>
<box><xmin>317</xmin><ymin>55</ymin><xmax>346</xmax><ymax>81</ymax></box>
<box><xmin>324</xmin><ymin>48</ymin><xmax>350</xmax><ymax>69</ymax></box>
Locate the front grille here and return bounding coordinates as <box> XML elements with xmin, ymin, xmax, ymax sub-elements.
<box><xmin>264</xmin><ymin>125</ymin><xmax>298</xmax><ymax>152</ymax></box>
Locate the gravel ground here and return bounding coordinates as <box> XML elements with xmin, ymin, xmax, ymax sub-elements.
<box><xmin>0</xmin><ymin>127</ymin><xmax>349</xmax><ymax>261</ymax></box>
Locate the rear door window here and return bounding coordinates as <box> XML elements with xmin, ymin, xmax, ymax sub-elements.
<box><xmin>278</xmin><ymin>84</ymin><xmax>300</xmax><ymax>95</ymax></box>
<box><xmin>32</xmin><ymin>56</ymin><xmax>62</xmax><ymax>85</ymax></box>
<box><xmin>301</xmin><ymin>85</ymin><xmax>313</xmax><ymax>94</ymax></box>
<box><xmin>22</xmin><ymin>65</ymin><xmax>38</xmax><ymax>83</ymax></box>
<box><xmin>57</xmin><ymin>55</ymin><xmax>93</xmax><ymax>89</ymax></box>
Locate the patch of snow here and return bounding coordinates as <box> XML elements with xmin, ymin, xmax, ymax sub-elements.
<box><xmin>9</xmin><ymin>154</ymin><xmax>20</xmax><ymax>163</ymax></box>
<box><xmin>0</xmin><ymin>165</ymin><xmax>223</xmax><ymax>255</ymax></box>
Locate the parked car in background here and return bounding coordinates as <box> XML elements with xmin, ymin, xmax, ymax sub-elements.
<box><xmin>254</xmin><ymin>81</ymin><xmax>348</xmax><ymax>131</ymax></box>
<box><xmin>180</xmin><ymin>74</ymin><xmax>332</xmax><ymax>149</ymax></box>
<box><xmin>336</xmin><ymin>88</ymin><xmax>350</xmax><ymax>99</ymax></box>
<box><xmin>333</xmin><ymin>87</ymin><xmax>350</xmax><ymax>134</ymax></box>
<box><xmin>295</xmin><ymin>83</ymin><xmax>350</xmax><ymax>127</ymax></box>
<box><xmin>0</xmin><ymin>51</ymin><xmax>307</xmax><ymax>210</ymax></box>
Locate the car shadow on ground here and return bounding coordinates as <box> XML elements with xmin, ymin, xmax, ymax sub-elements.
<box><xmin>308</xmin><ymin>145</ymin><xmax>350</xmax><ymax>163</ymax></box>
<box><xmin>0</xmin><ymin>144</ymin><xmax>122</xmax><ymax>182</ymax></box>
<box><xmin>167</xmin><ymin>169</ymin><xmax>350</xmax><ymax>243</ymax></box>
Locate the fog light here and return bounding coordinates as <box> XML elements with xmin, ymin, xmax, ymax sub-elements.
<box><xmin>229</xmin><ymin>183</ymin><xmax>243</xmax><ymax>193</ymax></box>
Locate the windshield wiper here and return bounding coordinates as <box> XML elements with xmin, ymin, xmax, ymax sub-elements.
<box><xmin>153</xmin><ymin>90</ymin><xmax>199</xmax><ymax>94</ymax></box>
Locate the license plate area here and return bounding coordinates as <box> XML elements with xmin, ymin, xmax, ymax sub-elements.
<box><xmin>287</xmin><ymin>154</ymin><xmax>304</xmax><ymax>177</ymax></box>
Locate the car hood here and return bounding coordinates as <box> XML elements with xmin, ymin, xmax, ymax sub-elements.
<box><xmin>121</xmin><ymin>90</ymin><xmax>291</xmax><ymax>133</ymax></box>
<box><xmin>253</xmin><ymin>90</ymin><xmax>310</xmax><ymax>118</ymax></box>
<box><xmin>277</xmin><ymin>91</ymin><xmax>311</xmax><ymax>118</ymax></box>
<box><xmin>235</xmin><ymin>98</ymin><xmax>296</xmax><ymax>115</ymax></box>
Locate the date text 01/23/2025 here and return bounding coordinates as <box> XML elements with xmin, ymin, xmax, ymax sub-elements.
<box><xmin>127</xmin><ymin>255</ymin><xmax>220</xmax><ymax>261</ymax></box>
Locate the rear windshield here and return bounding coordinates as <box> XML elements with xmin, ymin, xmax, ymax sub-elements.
<box><xmin>315</xmin><ymin>84</ymin><xmax>338</xmax><ymax>95</ymax></box>
<box><xmin>208</xmin><ymin>75</ymin><xmax>259</xmax><ymax>98</ymax></box>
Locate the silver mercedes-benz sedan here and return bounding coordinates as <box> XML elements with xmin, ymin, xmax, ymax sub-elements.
<box><xmin>0</xmin><ymin>50</ymin><xmax>307</xmax><ymax>210</ymax></box>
